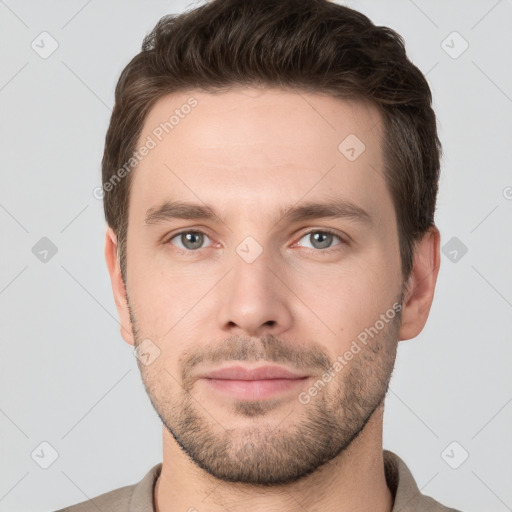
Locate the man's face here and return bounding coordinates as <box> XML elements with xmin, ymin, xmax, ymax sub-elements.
<box><xmin>119</xmin><ymin>88</ymin><xmax>405</xmax><ymax>484</ymax></box>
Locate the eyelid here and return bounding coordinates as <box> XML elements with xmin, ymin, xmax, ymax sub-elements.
<box><xmin>165</xmin><ymin>228</ymin><xmax>215</xmax><ymax>250</ymax></box>
<box><xmin>293</xmin><ymin>228</ymin><xmax>347</xmax><ymax>250</ymax></box>
<box><xmin>165</xmin><ymin>227</ymin><xmax>348</xmax><ymax>253</ymax></box>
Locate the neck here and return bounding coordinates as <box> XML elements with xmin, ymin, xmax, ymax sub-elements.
<box><xmin>154</xmin><ymin>402</ymin><xmax>393</xmax><ymax>512</ymax></box>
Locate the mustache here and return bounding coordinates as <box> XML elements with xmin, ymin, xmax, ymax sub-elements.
<box><xmin>180</xmin><ymin>334</ymin><xmax>332</xmax><ymax>385</ymax></box>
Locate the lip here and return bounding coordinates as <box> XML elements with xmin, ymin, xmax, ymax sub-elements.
<box><xmin>197</xmin><ymin>365</ymin><xmax>310</xmax><ymax>401</ymax></box>
<box><xmin>197</xmin><ymin>364</ymin><xmax>308</xmax><ymax>380</ymax></box>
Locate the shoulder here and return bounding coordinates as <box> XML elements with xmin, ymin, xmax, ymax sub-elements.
<box><xmin>52</xmin><ymin>484</ymin><xmax>134</xmax><ymax>512</ymax></box>
<box><xmin>51</xmin><ymin>463</ymin><xmax>162</xmax><ymax>512</ymax></box>
<box><xmin>384</xmin><ymin>450</ymin><xmax>465</xmax><ymax>512</ymax></box>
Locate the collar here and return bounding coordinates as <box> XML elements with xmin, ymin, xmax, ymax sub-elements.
<box><xmin>128</xmin><ymin>450</ymin><xmax>449</xmax><ymax>512</ymax></box>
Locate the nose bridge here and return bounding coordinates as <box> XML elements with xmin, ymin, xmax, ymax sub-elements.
<box><xmin>235</xmin><ymin>234</ymin><xmax>274</xmax><ymax>285</ymax></box>
<box><xmin>216</xmin><ymin>233</ymin><xmax>292</xmax><ymax>336</ymax></box>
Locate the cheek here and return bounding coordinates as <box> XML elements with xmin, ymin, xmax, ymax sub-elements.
<box><xmin>288</xmin><ymin>252</ymin><xmax>398</xmax><ymax>345</ymax></box>
<box><xmin>128</xmin><ymin>257</ymin><xmax>219</xmax><ymax>339</ymax></box>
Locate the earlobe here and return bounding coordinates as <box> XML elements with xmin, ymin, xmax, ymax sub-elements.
<box><xmin>104</xmin><ymin>227</ymin><xmax>135</xmax><ymax>346</ymax></box>
<box><xmin>398</xmin><ymin>226</ymin><xmax>441</xmax><ymax>341</ymax></box>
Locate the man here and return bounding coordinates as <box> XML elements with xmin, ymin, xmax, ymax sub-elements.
<box><xmin>56</xmin><ymin>0</ymin><xmax>463</xmax><ymax>510</ymax></box>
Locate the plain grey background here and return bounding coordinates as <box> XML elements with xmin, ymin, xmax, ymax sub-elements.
<box><xmin>1</xmin><ymin>1</ymin><xmax>511</xmax><ymax>511</ymax></box>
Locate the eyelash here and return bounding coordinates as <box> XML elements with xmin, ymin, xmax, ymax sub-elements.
<box><xmin>164</xmin><ymin>228</ymin><xmax>346</xmax><ymax>255</ymax></box>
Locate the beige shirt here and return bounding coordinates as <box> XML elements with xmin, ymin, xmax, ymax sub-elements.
<box><xmin>54</xmin><ymin>450</ymin><xmax>463</xmax><ymax>511</ymax></box>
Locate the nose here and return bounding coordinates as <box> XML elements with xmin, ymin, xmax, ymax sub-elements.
<box><xmin>216</xmin><ymin>243</ymin><xmax>293</xmax><ymax>338</ymax></box>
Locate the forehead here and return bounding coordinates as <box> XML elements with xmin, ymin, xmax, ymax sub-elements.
<box><xmin>129</xmin><ymin>87</ymin><xmax>388</xmax><ymax>221</ymax></box>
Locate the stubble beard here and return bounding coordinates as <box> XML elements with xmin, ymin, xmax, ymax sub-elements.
<box><xmin>129</xmin><ymin>299</ymin><xmax>401</xmax><ymax>486</ymax></box>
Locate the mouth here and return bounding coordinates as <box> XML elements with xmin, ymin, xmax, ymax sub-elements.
<box><xmin>196</xmin><ymin>364</ymin><xmax>310</xmax><ymax>401</ymax></box>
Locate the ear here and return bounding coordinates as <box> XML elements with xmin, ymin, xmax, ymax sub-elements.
<box><xmin>104</xmin><ymin>227</ymin><xmax>135</xmax><ymax>346</ymax></box>
<box><xmin>398</xmin><ymin>226</ymin><xmax>441</xmax><ymax>341</ymax></box>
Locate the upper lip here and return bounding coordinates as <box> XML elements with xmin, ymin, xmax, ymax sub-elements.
<box><xmin>198</xmin><ymin>365</ymin><xmax>308</xmax><ymax>381</ymax></box>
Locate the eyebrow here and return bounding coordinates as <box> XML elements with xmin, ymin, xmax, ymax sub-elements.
<box><xmin>144</xmin><ymin>199</ymin><xmax>372</xmax><ymax>228</ymax></box>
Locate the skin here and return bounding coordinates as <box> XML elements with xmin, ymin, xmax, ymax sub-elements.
<box><xmin>105</xmin><ymin>87</ymin><xmax>440</xmax><ymax>512</ymax></box>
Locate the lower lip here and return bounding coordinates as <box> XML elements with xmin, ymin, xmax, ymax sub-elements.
<box><xmin>201</xmin><ymin>377</ymin><xmax>308</xmax><ymax>400</ymax></box>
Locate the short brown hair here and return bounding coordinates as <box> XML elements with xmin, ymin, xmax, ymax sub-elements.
<box><xmin>102</xmin><ymin>0</ymin><xmax>441</xmax><ymax>282</ymax></box>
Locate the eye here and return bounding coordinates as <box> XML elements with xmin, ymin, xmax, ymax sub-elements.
<box><xmin>295</xmin><ymin>229</ymin><xmax>344</xmax><ymax>252</ymax></box>
<box><xmin>165</xmin><ymin>229</ymin><xmax>345</xmax><ymax>254</ymax></box>
<box><xmin>168</xmin><ymin>230</ymin><xmax>211</xmax><ymax>251</ymax></box>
